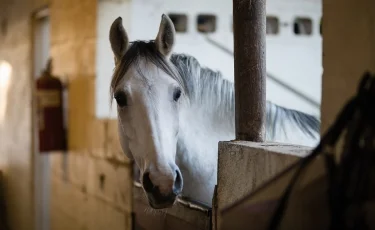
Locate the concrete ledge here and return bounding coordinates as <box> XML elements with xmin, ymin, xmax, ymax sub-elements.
<box><xmin>215</xmin><ymin>141</ymin><xmax>313</xmax><ymax>230</ymax></box>
<box><xmin>132</xmin><ymin>182</ymin><xmax>212</xmax><ymax>230</ymax></box>
<box><xmin>219</xmin><ymin>155</ymin><xmax>329</xmax><ymax>230</ymax></box>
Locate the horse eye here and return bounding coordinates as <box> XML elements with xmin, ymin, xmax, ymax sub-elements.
<box><xmin>114</xmin><ymin>92</ymin><xmax>127</xmax><ymax>107</ymax></box>
<box><xmin>173</xmin><ymin>88</ymin><xmax>182</xmax><ymax>102</ymax></box>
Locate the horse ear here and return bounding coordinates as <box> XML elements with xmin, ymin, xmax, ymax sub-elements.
<box><xmin>155</xmin><ymin>14</ymin><xmax>176</xmax><ymax>57</ymax></box>
<box><xmin>109</xmin><ymin>17</ymin><xmax>129</xmax><ymax>62</ymax></box>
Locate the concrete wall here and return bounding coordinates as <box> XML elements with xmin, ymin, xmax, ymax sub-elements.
<box><xmin>0</xmin><ymin>0</ymin><xmax>133</xmax><ymax>230</ymax></box>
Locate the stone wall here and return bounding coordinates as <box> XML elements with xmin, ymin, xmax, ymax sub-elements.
<box><xmin>50</xmin><ymin>154</ymin><xmax>132</xmax><ymax>230</ymax></box>
<box><xmin>48</xmin><ymin>0</ymin><xmax>133</xmax><ymax>229</ymax></box>
<box><xmin>0</xmin><ymin>0</ymin><xmax>133</xmax><ymax>230</ymax></box>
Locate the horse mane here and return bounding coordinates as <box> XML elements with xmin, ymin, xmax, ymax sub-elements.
<box><xmin>110</xmin><ymin>40</ymin><xmax>320</xmax><ymax>140</ymax></box>
<box><xmin>170</xmin><ymin>52</ymin><xmax>320</xmax><ymax>140</ymax></box>
<box><xmin>170</xmin><ymin>53</ymin><xmax>235</xmax><ymax>120</ymax></box>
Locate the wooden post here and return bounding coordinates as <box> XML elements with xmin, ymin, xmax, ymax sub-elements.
<box><xmin>233</xmin><ymin>0</ymin><xmax>266</xmax><ymax>142</ymax></box>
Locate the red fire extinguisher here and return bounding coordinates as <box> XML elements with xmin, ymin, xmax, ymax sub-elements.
<box><xmin>36</xmin><ymin>58</ymin><xmax>66</xmax><ymax>152</ymax></box>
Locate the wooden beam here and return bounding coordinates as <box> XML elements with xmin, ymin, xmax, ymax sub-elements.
<box><xmin>233</xmin><ymin>0</ymin><xmax>266</xmax><ymax>142</ymax></box>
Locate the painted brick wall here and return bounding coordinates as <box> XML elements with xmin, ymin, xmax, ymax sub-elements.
<box><xmin>50</xmin><ymin>154</ymin><xmax>132</xmax><ymax>230</ymax></box>
<box><xmin>49</xmin><ymin>0</ymin><xmax>133</xmax><ymax>229</ymax></box>
<box><xmin>0</xmin><ymin>0</ymin><xmax>133</xmax><ymax>230</ymax></box>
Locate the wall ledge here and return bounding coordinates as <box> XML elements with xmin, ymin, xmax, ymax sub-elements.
<box><xmin>214</xmin><ymin>141</ymin><xmax>313</xmax><ymax>230</ymax></box>
<box><xmin>221</xmin><ymin>140</ymin><xmax>313</xmax><ymax>157</ymax></box>
<box><xmin>132</xmin><ymin>182</ymin><xmax>212</xmax><ymax>230</ymax></box>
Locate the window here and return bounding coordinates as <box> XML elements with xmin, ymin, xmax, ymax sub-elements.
<box><xmin>168</xmin><ymin>13</ymin><xmax>188</xmax><ymax>33</ymax></box>
<box><xmin>266</xmin><ymin>16</ymin><xmax>279</xmax><ymax>35</ymax></box>
<box><xmin>197</xmin><ymin>14</ymin><xmax>216</xmax><ymax>33</ymax></box>
<box><xmin>293</xmin><ymin>17</ymin><xmax>313</xmax><ymax>35</ymax></box>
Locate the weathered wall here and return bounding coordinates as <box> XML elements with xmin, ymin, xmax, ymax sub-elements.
<box><xmin>0</xmin><ymin>0</ymin><xmax>133</xmax><ymax>230</ymax></box>
<box><xmin>321</xmin><ymin>0</ymin><xmax>375</xmax><ymax>133</ymax></box>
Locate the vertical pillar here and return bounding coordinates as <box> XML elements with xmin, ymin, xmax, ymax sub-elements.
<box><xmin>233</xmin><ymin>0</ymin><xmax>266</xmax><ymax>142</ymax></box>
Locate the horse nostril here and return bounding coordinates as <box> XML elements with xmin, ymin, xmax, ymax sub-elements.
<box><xmin>173</xmin><ymin>170</ymin><xmax>183</xmax><ymax>195</ymax></box>
<box><xmin>143</xmin><ymin>172</ymin><xmax>154</xmax><ymax>193</ymax></box>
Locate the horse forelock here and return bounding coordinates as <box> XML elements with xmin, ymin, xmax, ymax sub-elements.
<box><xmin>109</xmin><ymin>40</ymin><xmax>187</xmax><ymax>104</ymax></box>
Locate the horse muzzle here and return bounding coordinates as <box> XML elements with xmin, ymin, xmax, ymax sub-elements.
<box><xmin>142</xmin><ymin>169</ymin><xmax>183</xmax><ymax>209</ymax></box>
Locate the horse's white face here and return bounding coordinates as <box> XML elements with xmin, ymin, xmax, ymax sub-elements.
<box><xmin>109</xmin><ymin>15</ymin><xmax>184</xmax><ymax>209</ymax></box>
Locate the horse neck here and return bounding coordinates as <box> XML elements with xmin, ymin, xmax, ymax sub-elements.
<box><xmin>178</xmin><ymin>94</ymin><xmax>320</xmax><ymax>149</ymax></box>
<box><xmin>174</xmin><ymin>68</ymin><xmax>235</xmax><ymax>204</ymax></box>
<box><xmin>180</xmin><ymin>66</ymin><xmax>236</xmax><ymax>139</ymax></box>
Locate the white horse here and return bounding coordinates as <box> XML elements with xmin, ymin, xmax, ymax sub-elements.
<box><xmin>109</xmin><ymin>14</ymin><xmax>320</xmax><ymax>209</ymax></box>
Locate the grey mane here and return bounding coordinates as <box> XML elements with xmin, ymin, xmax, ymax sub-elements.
<box><xmin>110</xmin><ymin>40</ymin><xmax>320</xmax><ymax>140</ymax></box>
<box><xmin>169</xmin><ymin>51</ymin><xmax>320</xmax><ymax>140</ymax></box>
